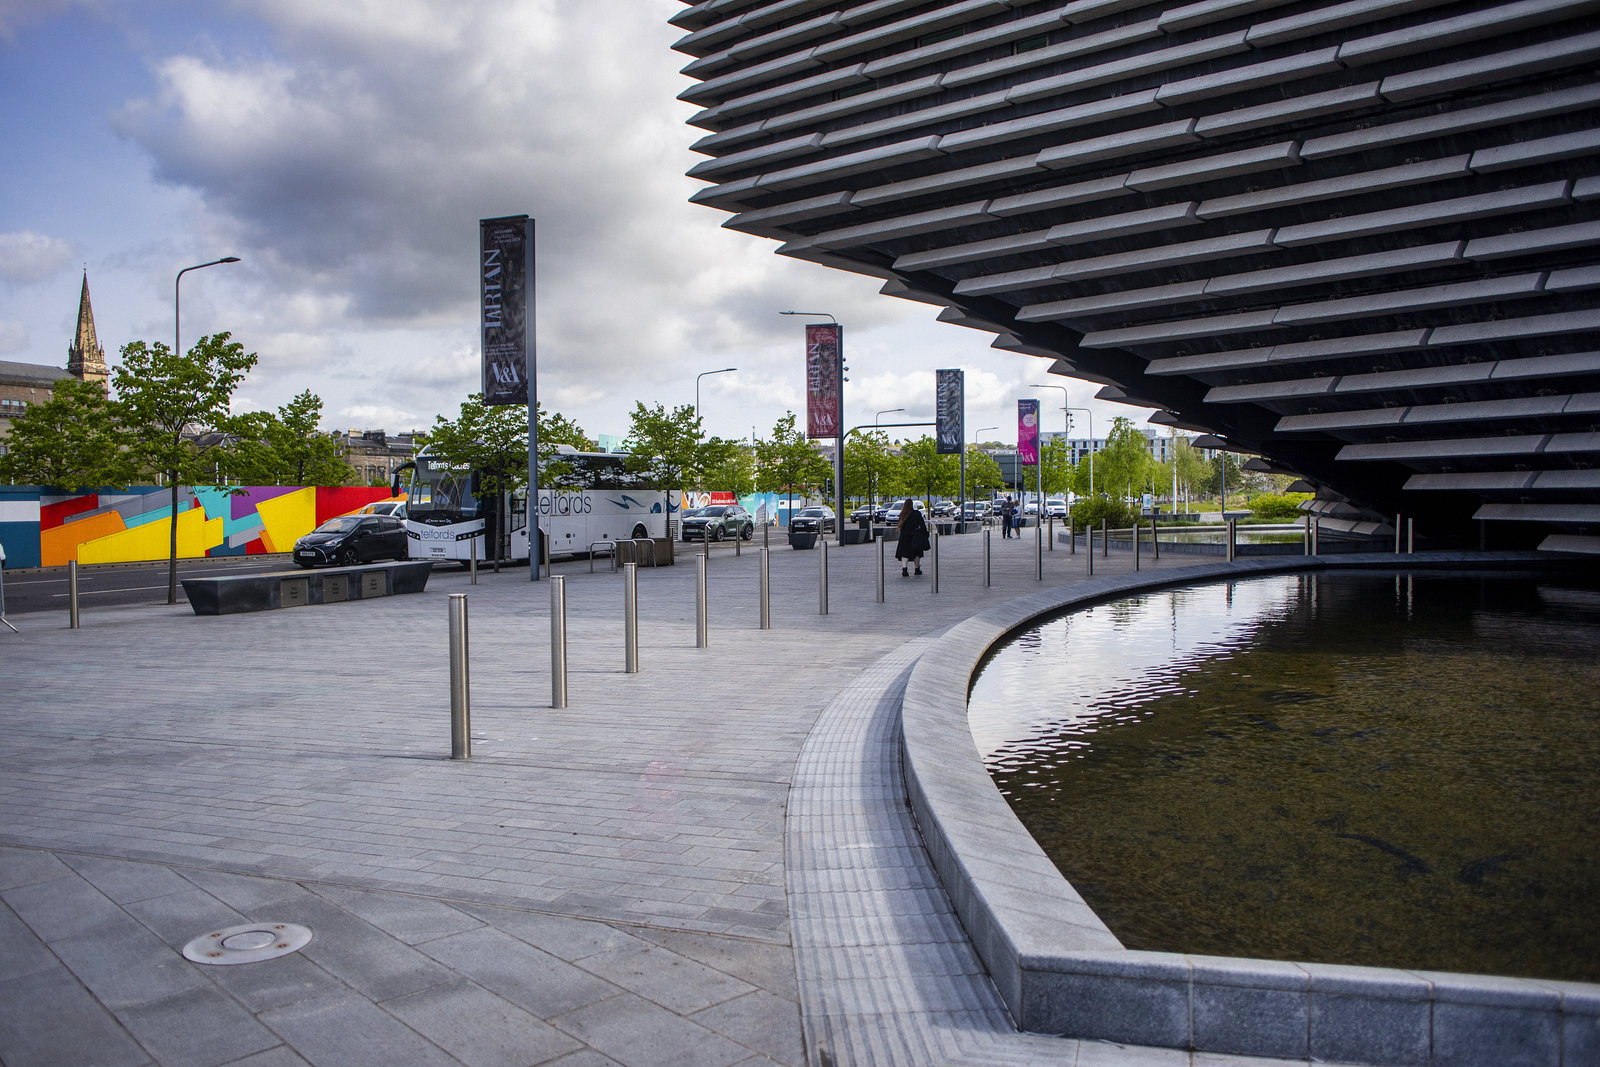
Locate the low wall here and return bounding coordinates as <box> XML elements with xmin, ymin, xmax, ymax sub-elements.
<box><xmin>899</xmin><ymin>553</ymin><xmax>1600</xmax><ymax>1066</ymax></box>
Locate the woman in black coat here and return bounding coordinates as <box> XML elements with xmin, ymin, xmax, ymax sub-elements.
<box><xmin>894</xmin><ymin>498</ymin><xmax>930</xmax><ymax>576</ymax></box>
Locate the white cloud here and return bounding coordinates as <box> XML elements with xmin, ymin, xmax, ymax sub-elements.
<box><xmin>0</xmin><ymin>231</ymin><xmax>76</xmax><ymax>284</ymax></box>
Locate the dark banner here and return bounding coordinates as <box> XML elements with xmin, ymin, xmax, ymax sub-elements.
<box><xmin>1018</xmin><ymin>398</ymin><xmax>1040</xmax><ymax>464</ymax></box>
<box><xmin>805</xmin><ymin>323</ymin><xmax>841</xmax><ymax>439</ymax></box>
<box><xmin>936</xmin><ymin>368</ymin><xmax>963</xmax><ymax>454</ymax></box>
<box><xmin>480</xmin><ymin>215</ymin><xmax>531</xmax><ymax>406</ymax></box>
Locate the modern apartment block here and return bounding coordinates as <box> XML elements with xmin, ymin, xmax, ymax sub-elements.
<box><xmin>673</xmin><ymin>0</ymin><xmax>1600</xmax><ymax>550</ymax></box>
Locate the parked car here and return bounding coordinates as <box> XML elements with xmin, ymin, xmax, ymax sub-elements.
<box><xmin>789</xmin><ymin>506</ymin><xmax>836</xmax><ymax>534</ymax></box>
<box><xmin>932</xmin><ymin>501</ymin><xmax>959</xmax><ymax>518</ymax></box>
<box><xmin>680</xmin><ymin>504</ymin><xmax>754</xmax><ymax>542</ymax></box>
<box><xmin>961</xmin><ymin>502</ymin><xmax>991</xmax><ymax>523</ymax></box>
<box><xmin>356</xmin><ymin>499</ymin><xmax>408</xmax><ymax>520</ymax></box>
<box><xmin>1045</xmin><ymin>498</ymin><xmax>1068</xmax><ymax>519</ymax></box>
<box><xmin>848</xmin><ymin>504</ymin><xmax>876</xmax><ymax>524</ymax></box>
<box><xmin>294</xmin><ymin>515</ymin><xmax>408</xmax><ymax>568</ymax></box>
<box><xmin>877</xmin><ymin>499</ymin><xmax>928</xmax><ymax>523</ymax></box>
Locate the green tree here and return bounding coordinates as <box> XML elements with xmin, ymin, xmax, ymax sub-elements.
<box><xmin>1095</xmin><ymin>417</ymin><xmax>1154</xmax><ymax>502</ymax></box>
<box><xmin>223</xmin><ymin>390</ymin><xmax>354</xmax><ymax>487</ymax></box>
<box><xmin>419</xmin><ymin>395</ymin><xmax>528</xmax><ymax>567</ymax></box>
<box><xmin>116</xmin><ymin>333</ymin><xmax>258</xmax><ymax>603</ymax></box>
<box><xmin>0</xmin><ymin>377</ymin><xmax>135</xmax><ymax>490</ymax></box>
<box><xmin>1039</xmin><ymin>437</ymin><xmax>1072</xmax><ymax>497</ymax></box>
<box><xmin>697</xmin><ymin>437</ymin><xmax>755</xmax><ymax>496</ymax></box>
<box><xmin>1171</xmin><ymin>436</ymin><xmax>1210</xmax><ymax>509</ymax></box>
<box><xmin>964</xmin><ymin>446</ymin><xmax>1005</xmax><ymax>498</ymax></box>
<box><xmin>621</xmin><ymin>402</ymin><xmax>703</xmax><ymax>489</ymax></box>
<box><xmin>754</xmin><ymin>412</ymin><xmax>831</xmax><ymax>514</ymax></box>
<box><xmin>897</xmin><ymin>436</ymin><xmax>958</xmax><ymax>502</ymax></box>
<box><xmin>539</xmin><ymin>405</ymin><xmax>595</xmax><ymax>452</ymax></box>
<box><xmin>843</xmin><ymin>430</ymin><xmax>899</xmax><ymax>505</ymax></box>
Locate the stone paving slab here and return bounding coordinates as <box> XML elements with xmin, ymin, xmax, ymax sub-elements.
<box><xmin>0</xmin><ymin>530</ymin><xmax>1368</xmax><ymax>1064</ymax></box>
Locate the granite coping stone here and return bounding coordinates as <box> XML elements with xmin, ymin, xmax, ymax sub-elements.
<box><xmin>899</xmin><ymin>552</ymin><xmax>1600</xmax><ymax>1066</ymax></box>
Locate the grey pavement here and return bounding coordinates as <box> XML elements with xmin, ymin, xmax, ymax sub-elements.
<box><xmin>0</xmin><ymin>529</ymin><xmax>1324</xmax><ymax>1066</ymax></box>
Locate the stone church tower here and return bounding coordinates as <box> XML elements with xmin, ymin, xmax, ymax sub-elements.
<box><xmin>66</xmin><ymin>272</ymin><xmax>108</xmax><ymax>384</ymax></box>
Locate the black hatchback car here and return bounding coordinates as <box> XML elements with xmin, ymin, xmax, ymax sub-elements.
<box><xmin>789</xmin><ymin>506</ymin><xmax>836</xmax><ymax>534</ymax></box>
<box><xmin>294</xmin><ymin>515</ymin><xmax>409</xmax><ymax>567</ymax></box>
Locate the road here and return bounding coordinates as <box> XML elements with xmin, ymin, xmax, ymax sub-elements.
<box><xmin>0</xmin><ymin>535</ymin><xmax>774</xmax><ymax>618</ymax></box>
<box><xmin>0</xmin><ymin>555</ymin><xmax>295</xmax><ymax>616</ymax></box>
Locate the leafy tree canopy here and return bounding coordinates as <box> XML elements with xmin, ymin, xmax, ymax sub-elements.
<box><xmin>621</xmin><ymin>402</ymin><xmax>702</xmax><ymax>488</ymax></box>
<box><xmin>222</xmin><ymin>390</ymin><xmax>354</xmax><ymax>487</ymax></box>
<box><xmin>843</xmin><ymin>429</ymin><xmax>898</xmax><ymax>501</ymax></box>
<box><xmin>896</xmin><ymin>436</ymin><xmax>958</xmax><ymax>501</ymax></box>
<box><xmin>755</xmin><ymin>412</ymin><xmax>831</xmax><ymax>508</ymax></box>
<box><xmin>0</xmin><ymin>377</ymin><xmax>135</xmax><ymax>491</ymax></box>
<box><xmin>697</xmin><ymin>437</ymin><xmax>754</xmax><ymax>496</ymax></box>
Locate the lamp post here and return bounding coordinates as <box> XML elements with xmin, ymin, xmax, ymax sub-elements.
<box><xmin>872</xmin><ymin>408</ymin><xmax>903</xmax><ymax>512</ymax></box>
<box><xmin>780</xmin><ymin>310</ymin><xmax>844</xmax><ymax>543</ymax></box>
<box><xmin>175</xmin><ymin>257</ymin><xmax>240</xmax><ymax>359</ymax></box>
<box><xmin>695</xmin><ymin>367</ymin><xmax>737</xmax><ymax>428</ymax></box>
<box><xmin>1032</xmin><ymin>383</ymin><xmax>1068</xmax><ymax>515</ymax></box>
<box><xmin>1066</xmin><ymin>407</ymin><xmax>1095</xmax><ymax>498</ymax></box>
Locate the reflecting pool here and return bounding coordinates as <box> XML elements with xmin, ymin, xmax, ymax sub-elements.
<box><xmin>968</xmin><ymin>570</ymin><xmax>1600</xmax><ymax>982</ymax></box>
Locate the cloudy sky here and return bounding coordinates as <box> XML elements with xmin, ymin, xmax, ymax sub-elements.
<box><xmin>0</xmin><ymin>0</ymin><xmax>1148</xmax><ymax>449</ymax></box>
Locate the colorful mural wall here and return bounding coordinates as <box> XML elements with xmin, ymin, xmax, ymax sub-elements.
<box><xmin>0</xmin><ymin>485</ymin><xmax>399</xmax><ymax>569</ymax></box>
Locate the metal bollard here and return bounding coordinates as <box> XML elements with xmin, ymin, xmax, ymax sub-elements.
<box><xmin>1035</xmin><ymin>517</ymin><xmax>1043</xmax><ymax>581</ymax></box>
<box><xmin>695</xmin><ymin>553</ymin><xmax>709</xmax><ymax>648</ymax></box>
<box><xmin>1047</xmin><ymin>514</ymin><xmax>1054</xmax><ymax>551</ymax></box>
<box><xmin>931</xmin><ymin>527</ymin><xmax>940</xmax><ymax>594</ymax></box>
<box><xmin>1101</xmin><ymin>517</ymin><xmax>1108</xmax><ymax>556</ymax></box>
<box><xmin>623</xmin><ymin>562</ymin><xmax>639</xmax><ymax>674</ymax></box>
<box><xmin>763</xmin><ymin>524</ymin><xmax>769</xmax><ymax>550</ymax></box>
<box><xmin>1407</xmin><ymin>517</ymin><xmax>1415</xmax><ymax>554</ymax></box>
<box><xmin>1395</xmin><ymin>514</ymin><xmax>1403</xmax><ymax>554</ymax></box>
<box><xmin>1227</xmin><ymin>519</ymin><xmax>1237</xmax><ymax>562</ymax></box>
<box><xmin>1069</xmin><ymin>516</ymin><xmax>1075</xmax><ymax>554</ymax></box>
<box><xmin>1151</xmin><ymin>516</ymin><xmax>1159</xmax><ymax>560</ymax></box>
<box><xmin>550</xmin><ymin>576</ymin><xmax>567</xmax><ymax>708</ymax></box>
<box><xmin>469</xmin><ymin>536</ymin><xmax>478</xmax><ymax>584</ymax></box>
<box><xmin>818</xmin><ymin>540</ymin><xmax>829</xmax><ymax>615</ymax></box>
<box><xmin>876</xmin><ymin>537</ymin><xmax>886</xmax><ymax>602</ymax></box>
<box><xmin>449</xmin><ymin>594</ymin><xmax>470</xmax><ymax>759</ymax></box>
<box><xmin>982</xmin><ymin>528</ymin><xmax>992</xmax><ymax>587</ymax></box>
<box><xmin>1086</xmin><ymin>524</ymin><xmax>1094</xmax><ymax>575</ymax></box>
<box><xmin>735</xmin><ymin>530</ymin><xmax>741</xmax><ymax>557</ymax></box>
<box><xmin>1134</xmin><ymin>522</ymin><xmax>1141</xmax><ymax>571</ymax></box>
<box><xmin>1312</xmin><ymin>517</ymin><xmax>1320</xmax><ymax>556</ymax></box>
<box><xmin>1304</xmin><ymin>513</ymin><xmax>1312</xmax><ymax>556</ymax></box>
<box><xmin>68</xmin><ymin>560</ymin><xmax>80</xmax><ymax>629</ymax></box>
<box><xmin>759</xmin><ymin>548</ymin><xmax>771</xmax><ymax>630</ymax></box>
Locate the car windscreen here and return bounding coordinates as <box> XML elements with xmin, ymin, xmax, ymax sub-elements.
<box><xmin>314</xmin><ymin>517</ymin><xmax>362</xmax><ymax>534</ymax></box>
<box><xmin>702</xmin><ymin>506</ymin><xmax>728</xmax><ymax>516</ymax></box>
<box><xmin>799</xmin><ymin>509</ymin><xmax>825</xmax><ymax>517</ymax></box>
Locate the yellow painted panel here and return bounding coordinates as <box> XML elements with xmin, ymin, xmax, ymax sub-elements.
<box><xmin>79</xmin><ymin>508</ymin><xmax>223</xmax><ymax>565</ymax></box>
<box><xmin>40</xmin><ymin>512</ymin><xmax>126</xmax><ymax>567</ymax></box>
<box><xmin>255</xmin><ymin>487</ymin><xmax>315</xmax><ymax>554</ymax></box>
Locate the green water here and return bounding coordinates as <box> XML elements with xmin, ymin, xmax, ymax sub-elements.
<box><xmin>968</xmin><ymin>571</ymin><xmax>1600</xmax><ymax>981</ymax></box>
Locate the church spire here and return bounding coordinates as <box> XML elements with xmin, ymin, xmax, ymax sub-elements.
<box><xmin>67</xmin><ymin>271</ymin><xmax>108</xmax><ymax>383</ymax></box>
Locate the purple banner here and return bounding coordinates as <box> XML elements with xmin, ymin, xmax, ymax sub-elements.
<box><xmin>806</xmin><ymin>324</ymin><xmax>841</xmax><ymax>438</ymax></box>
<box><xmin>1018</xmin><ymin>398</ymin><xmax>1040</xmax><ymax>464</ymax></box>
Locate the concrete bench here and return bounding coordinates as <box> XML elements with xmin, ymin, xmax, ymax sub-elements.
<box><xmin>182</xmin><ymin>561</ymin><xmax>435</xmax><ymax>616</ymax></box>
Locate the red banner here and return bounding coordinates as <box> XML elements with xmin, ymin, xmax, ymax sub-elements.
<box><xmin>805</xmin><ymin>323</ymin><xmax>841</xmax><ymax>438</ymax></box>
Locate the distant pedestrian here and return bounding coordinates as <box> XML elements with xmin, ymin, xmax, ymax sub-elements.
<box><xmin>895</xmin><ymin>498</ymin><xmax>929</xmax><ymax>576</ymax></box>
<box><xmin>1000</xmin><ymin>497</ymin><xmax>1015</xmax><ymax>538</ymax></box>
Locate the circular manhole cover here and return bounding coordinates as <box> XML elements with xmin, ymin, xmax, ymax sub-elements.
<box><xmin>183</xmin><ymin>923</ymin><xmax>313</xmax><ymax>965</ymax></box>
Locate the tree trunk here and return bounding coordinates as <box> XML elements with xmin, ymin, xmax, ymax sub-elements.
<box><xmin>167</xmin><ymin>478</ymin><xmax>180</xmax><ymax>604</ymax></box>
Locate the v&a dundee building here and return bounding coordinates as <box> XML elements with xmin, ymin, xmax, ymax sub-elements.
<box><xmin>672</xmin><ymin>0</ymin><xmax>1600</xmax><ymax>552</ymax></box>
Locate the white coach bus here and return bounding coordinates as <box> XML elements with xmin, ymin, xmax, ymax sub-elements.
<box><xmin>394</xmin><ymin>446</ymin><xmax>673</xmax><ymax>565</ymax></box>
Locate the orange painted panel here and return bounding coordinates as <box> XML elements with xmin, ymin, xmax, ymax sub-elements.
<box><xmin>40</xmin><ymin>511</ymin><xmax>126</xmax><ymax>567</ymax></box>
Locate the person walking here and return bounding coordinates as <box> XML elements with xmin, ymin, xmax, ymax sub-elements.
<box><xmin>895</xmin><ymin>498</ymin><xmax>930</xmax><ymax>576</ymax></box>
<box><xmin>1000</xmin><ymin>496</ymin><xmax>1015</xmax><ymax>539</ymax></box>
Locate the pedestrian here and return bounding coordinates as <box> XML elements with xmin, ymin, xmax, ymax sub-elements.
<box><xmin>895</xmin><ymin>498</ymin><xmax>929</xmax><ymax>577</ymax></box>
<box><xmin>1001</xmin><ymin>496</ymin><xmax>1014</xmax><ymax>538</ymax></box>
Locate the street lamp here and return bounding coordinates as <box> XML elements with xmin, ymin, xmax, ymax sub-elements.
<box><xmin>175</xmin><ymin>257</ymin><xmax>240</xmax><ymax>358</ymax></box>
<box><xmin>1066</xmin><ymin>407</ymin><xmax>1095</xmax><ymax>498</ymax></box>
<box><xmin>870</xmin><ymin>408</ymin><xmax>904</xmax><ymax>511</ymax></box>
<box><xmin>779</xmin><ymin>310</ymin><xmax>844</xmax><ymax>542</ymax></box>
<box><xmin>696</xmin><ymin>367</ymin><xmax>737</xmax><ymax>427</ymax></box>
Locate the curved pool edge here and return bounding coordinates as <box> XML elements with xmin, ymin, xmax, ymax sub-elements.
<box><xmin>899</xmin><ymin>551</ymin><xmax>1600</xmax><ymax>1067</ymax></box>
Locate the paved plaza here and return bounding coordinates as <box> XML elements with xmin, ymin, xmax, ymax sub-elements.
<box><xmin>0</xmin><ymin>530</ymin><xmax>1340</xmax><ymax>1066</ymax></box>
